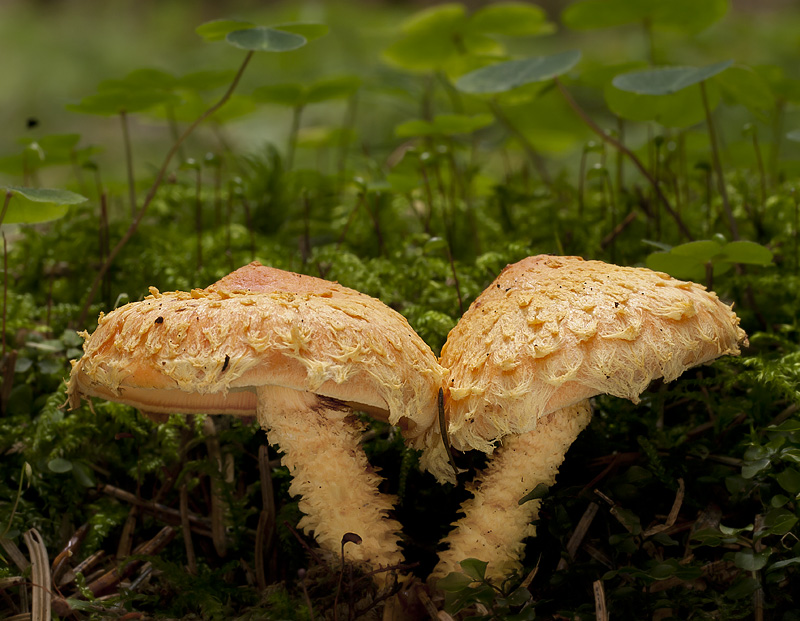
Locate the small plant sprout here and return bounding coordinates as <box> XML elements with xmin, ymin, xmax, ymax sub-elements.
<box><xmin>430</xmin><ymin>255</ymin><xmax>747</xmax><ymax>583</ymax></box>
<box><xmin>68</xmin><ymin>262</ymin><xmax>449</xmax><ymax>584</ymax></box>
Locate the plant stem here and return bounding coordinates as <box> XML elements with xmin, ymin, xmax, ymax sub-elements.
<box><xmin>195</xmin><ymin>168</ymin><xmax>203</xmax><ymax>272</ymax></box>
<box><xmin>77</xmin><ymin>51</ymin><xmax>254</xmax><ymax>326</ymax></box>
<box><xmin>120</xmin><ymin>110</ymin><xmax>137</xmax><ymax>219</ymax></box>
<box><xmin>0</xmin><ymin>191</ymin><xmax>12</xmax><ymax>228</ymax></box>
<box><xmin>554</xmin><ymin>78</ymin><xmax>693</xmax><ymax>240</ymax></box>
<box><xmin>2</xmin><ymin>232</ymin><xmax>6</xmax><ymax>358</ymax></box>
<box><xmin>286</xmin><ymin>105</ymin><xmax>304</xmax><ymax>171</ymax></box>
<box><xmin>752</xmin><ymin>128</ymin><xmax>767</xmax><ymax>210</ymax></box>
<box><xmin>700</xmin><ymin>81</ymin><xmax>739</xmax><ymax>240</ymax></box>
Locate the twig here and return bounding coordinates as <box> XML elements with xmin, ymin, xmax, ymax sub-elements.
<box><xmin>179</xmin><ymin>484</ymin><xmax>197</xmax><ymax>575</ymax></box>
<box><xmin>557</xmin><ymin>503</ymin><xmax>600</xmax><ymax>571</ymax></box>
<box><xmin>554</xmin><ymin>78</ymin><xmax>693</xmax><ymax>240</ymax></box>
<box><xmin>51</xmin><ymin>523</ymin><xmax>90</xmax><ymax>585</ymax></box>
<box><xmin>593</xmin><ymin>580</ymin><xmax>608</xmax><ymax>621</ymax></box>
<box><xmin>77</xmin><ymin>51</ymin><xmax>255</xmax><ymax>326</ymax></box>
<box><xmin>643</xmin><ymin>478</ymin><xmax>685</xmax><ymax>537</ymax></box>
<box><xmin>23</xmin><ymin>529</ymin><xmax>51</xmax><ymax>621</ymax></box>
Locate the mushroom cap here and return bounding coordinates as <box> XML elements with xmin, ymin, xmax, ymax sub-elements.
<box><xmin>68</xmin><ymin>262</ymin><xmax>448</xmax><ymax>458</ymax></box>
<box><xmin>440</xmin><ymin>255</ymin><xmax>747</xmax><ymax>453</ymax></box>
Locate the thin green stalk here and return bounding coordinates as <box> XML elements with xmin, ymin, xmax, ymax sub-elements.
<box><xmin>286</xmin><ymin>105</ymin><xmax>304</xmax><ymax>171</ymax></box>
<box><xmin>77</xmin><ymin>51</ymin><xmax>255</xmax><ymax>326</ymax></box>
<box><xmin>700</xmin><ymin>81</ymin><xmax>738</xmax><ymax>240</ymax></box>
<box><xmin>555</xmin><ymin>78</ymin><xmax>693</xmax><ymax>240</ymax></box>
<box><xmin>337</xmin><ymin>93</ymin><xmax>359</xmax><ymax>188</ymax></box>
<box><xmin>195</xmin><ymin>168</ymin><xmax>203</xmax><ymax>272</ymax></box>
<box><xmin>120</xmin><ymin>110</ymin><xmax>137</xmax><ymax>219</ymax></box>
<box><xmin>751</xmin><ymin>128</ymin><xmax>767</xmax><ymax>209</ymax></box>
<box><xmin>488</xmin><ymin>99</ymin><xmax>553</xmax><ymax>189</ymax></box>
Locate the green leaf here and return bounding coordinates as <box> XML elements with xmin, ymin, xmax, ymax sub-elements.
<box><xmin>437</xmin><ymin>571</ymin><xmax>475</xmax><ymax>592</ymax></box>
<box><xmin>734</xmin><ymin>549</ymin><xmax>771</xmax><ymax>572</ymax></box>
<box><xmin>787</xmin><ymin>130</ymin><xmax>800</xmax><ymax>143</ymax></box>
<box><xmin>196</xmin><ymin>19</ymin><xmax>255</xmax><ymax>41</ymax></box>
<box><xmin>1</xmin><ymin>186</ymin><xmax>88</xmax><ymax>225</ymax></box>
<box><xmin>67</xmin><ymin>91</ymin><xmax>174</xmax><ymax>116</ymax></box>
<box><xmin>272</xmin><ymin>23</ymin><xmax>329</xmax><ymax>42</ymax></box>
<box><xmin>306</xmin><ymin>76</ymin><xmax>362</xmax><ymax>104</ymax></box>
<box><xmin>714</xmin><ymin>66</ymin><xmax>775</xmax><ymax>115</ymax></box>
<box><xmin>612</xmin><ymin>61</ymin><xmax>734</xmax><ymax>95</ymax></box>
<box><xmin>459</xmin><ymin>558</ymin><xmax>488</xmax><ymax>581</ymax></box>
<box><xmin>468</xmin><ymin>3</ymin><xmax>554</xmax><ymax>36</ymax></box>
<box><xmin>742</xmin><ymin>458</ymin><xmax>771</xmax><ymax>479</ymax></box>
<box><xmin>562</xmin><ymin>0</ymin><xmax>728</xmax><ymax>34</ymax></box>
<box><xmin>252</xmin><ymin>84</ymin><xmax>306</xmax><ymax>107</ymax></box>
<box><xmin>48</xmin><ymin>458</ymin><xmax>73</xmax><ymax>473</ymax></box>
<box><xmin>763</xmin><ymin>508</ymin><xmax>798</xmax><ymax>536</ymax></box>
<box><xmin>225</xmin><ymin>27</ymin><xmax>307</xmax><ymax>52</ymax></box>
<box><xmin>604</xmin><ymin>81</ymin><xmax>720</xmax><ymax>127</ymax></box>
<box><xmin>519</xmin><ymin>482</ymin><xmax>550</xmax><ymax>504</ymax></box>
<box><xmin>726</xmin><ymin>576</ymin><xmax>760</xmax><ymax>599</ymax></box>
<box><xmin>719</xmin><ymin>241</ymin><xmax>773</xmax><ymax>266</ymax></box>
<box><xmin>100</xmin><ymin>68</ymin><xmax>177</xmax><ymax>92</ymax></box>
<box><xmin>506</xmin><ymin>586</ymin><xmax>533</xmax><ymax>607</ymax></box>
<box><xmin>646</xmin><ymin>251</ymin><xmax>704</xmax><ymax>281</ymax></box>
<box><xmin>456</xmin><ymin>50</ymin><xmax>582</xmax><ymax>94</ymax></box>
<box><xmin>671</xmin><ymin>240</ymin><xmax>724</xmax><ymax>262</ymax></box>
<box><xmin>768</xmin><ymin>557</ymin><xmax>800</xmax><ymax>572</ymax></box>
<box><xmin>776</xmin><ymin>468</ymin><xmax>800</xmax><ymax>494</ymax></box>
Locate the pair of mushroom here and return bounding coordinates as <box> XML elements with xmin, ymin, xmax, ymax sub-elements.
<box><xmin>68</xmin><ymin>256</ymin><xmax>746</xmax><ymax>586</ymax></box>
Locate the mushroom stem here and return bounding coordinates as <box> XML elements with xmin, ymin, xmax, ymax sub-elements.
<box><xmin>432</xmin><ymin>400</ymin><xmax>593</xmax><ymax>584</ymax></box>
<box><xmin>256</xmin><ymin>385</ymin><xmax>404</xmax><ymax>576</ymax></box>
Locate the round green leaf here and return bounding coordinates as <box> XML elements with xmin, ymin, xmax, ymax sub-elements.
<box><xmin>252</xmin><ymin>84</ymin><xmax>306</xmax><ymax>107</ymax></box>
<box><xmin>272</xmin><ymin>23</ymin><xmax>329</xmax><ymax>42</ymax></box>
<box><xmin>468</xmin><ymin>2</ymin><xmax>554</xmax><ymax>37</ymax></box>
<box><xmin>562</xmin><ymin>0</ymin><xmax>647</xmax><ymax>30</ymax></box>
<box><xmin>714</xmin><ymin>66</ymin><xmax>774</xmax><ymax>115</ymax></box>
<box><xmin>776</xmin><ymin>468</ymin><xmax>800</xmax><ymax>494</ymax></box>
<box><xmin>456</xmin><ymin>50</ymin><xmax>582</xmax><ymax>94</ymax></box>
<box><xmin>196</xmin><ymin>19</ymin><xmax>255</xmax><ymax>42</ymax></box>
<box><xmin>671</xmin><ymin>240</ymin><xmax>724</xmax><ymax>262</ymax></box>
<box><xmin>563</xmin><ymin>0</ymin><xmax>728</xmax><ymax>34</ymax></box>
<box><xmin>437</xmin><ymin>571</ymin><xmax>475</xmax><ymax>592</ymax></box>
<box><xmin>646</xmin><ymin>251</ymin><xmax>704</xmax><ymax>281</ymax></box>
<box><xmin>401</xmin><ymin>3</ymin><xmax>467</xmax><ymax>36</ymax></box>
<box><xmin>306</xmin><ymin>76</ymin><xmax>362</xmax><ymax>104</ymax></box>
<box><xmin>612</xmin><ymin>60</ymin><xmax>733</xmax><ymax>95</ymax></box>
<box><xmin>48</xmin><ymin>458</ymin><xmax>73</xmax><ymax>473</ymax></box>
<box><xmin>1</xmin><ymin>186</ymin><xmax>88</xmax><ymax>225</ymax></box>
<box><xmin>719</xmin><ymin>240</ymin><xmax>773</xmax><ymax>266</ymax></box>
<box><xmin>604</xmin><ymin>81</ymin><xmax>720</xmax><ymax>127</ymax></box>
<box><xmin>225</xmin><ymin>27</ymin><xmax>307</xmax><ymax>52</ymax></box>
<box><xmin>763</xmin><ymin>508</ymin><xmax>799</xmax><ymax>536</ymax></box>
<box><xmin>734</xmin><ymin>549</ymin><xmax>770</xmax><ymax>572</ymax></box>
<box><xmin>459</xmin><ymin>558</ymin><xmax>488</xmax><ymax>581</ymax></box>
<box><xmin>67</xmin><ymin>91</ymin><xmax>174</xmax><ymax>116</ymax></box>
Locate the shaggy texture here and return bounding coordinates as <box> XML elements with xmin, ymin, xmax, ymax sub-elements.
<box><xmin>439</xmin><ymin>255</ymin><xmax>747</xmax><ymax>455</ymax></box>
<box><xmin>433</xmin><ymin>401</ymin><xmax>593</xmax><ymax>581</ymax></box>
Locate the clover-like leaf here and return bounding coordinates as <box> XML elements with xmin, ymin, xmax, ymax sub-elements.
<box><xmin>468</xmin><ymin>2</ymin><xmax>555</xmax><ymax>37</ymax></box>
<box><xmin>225</xmin><ymin>27</ymin><xmax>307</xmax><ymax>52</ymax></box>
<box><xmin>456</xmin><ymin>50</ymin><xmax>582</xmax><ymax>94</ymax></box>
<box><xmin>1</xmin><ymin>186</ymin><xmax>88</xmax><ymax>225</ymax></box>
<box><xmin>719</xmin><ymin>240</ymin><xmax>773</xmax><ymax>266</ymax></box>
<box><xmin>196</xmin><ymin>19</ymin><xmax>255</xmax><ymax>41</ymax></box>
<box><xmin>612</xmin><ymin>60</ymin><xmax>733</xmax><ymax>95</ymax></box>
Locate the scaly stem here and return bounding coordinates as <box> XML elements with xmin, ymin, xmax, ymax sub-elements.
<box><xmin>700</xmin><ymin>80</ymin><xmax>738</xmax><ymax>240</ymax></box>
<box><xmin>257</xmin><ymin>385</ymin><xmax>403</xmax><ymax>584</ymax></box>
<box><xmin>555</xmin><ymin>79</ymin><xmax>693</xmax><ymax>240</ymax></box>
<box><xmin>77</xmin><ymin>51</ymin><xmax>254</xmax><ymax>326</ymax></box>
<box><xmin>432</xmin><ymin>401</ymin><xmax>592</xmax><ymax>584</ymax></box>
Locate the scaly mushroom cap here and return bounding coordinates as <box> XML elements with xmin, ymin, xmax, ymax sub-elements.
<box><xmin>440</xmin><ymin>255</ymin><xmax>747</xmax><ymax>454</ymax></box>
<box><xmin>68</xmin><ymin>262</ymin><xmax>448</xmax><ymax>470</ymax></box>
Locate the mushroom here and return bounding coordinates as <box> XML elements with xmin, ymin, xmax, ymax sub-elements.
<box><xmin>429</xmin><ymin>255</ymin><xmax>747</xmax><ymax>582</ymax></box>
<box><xmin>68</xmin><ymin>261</ymin><xmax>449</xmax><ymax>577</ymax></box>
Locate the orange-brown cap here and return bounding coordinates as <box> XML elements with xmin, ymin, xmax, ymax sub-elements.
<box><xmin>68</xmin><ymin>262</ymin><xmax>448</xmax><ymax>472</ymax></box>
<box><xmin>439</xmin><ymin>255</ymin><xmax>747</xmax><ymax>454</ymax></box>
